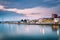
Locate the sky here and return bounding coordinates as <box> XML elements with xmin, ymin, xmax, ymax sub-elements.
<box><xmin>0</xmin><ymin>0</ymin><xmax>60</xmax><ymax>21</ymax></box>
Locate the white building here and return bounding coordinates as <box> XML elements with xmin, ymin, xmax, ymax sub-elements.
<box><xmin>54</xmin><ymin>18</ymin><xmax>59</xmax><ymax>23</ymax></box>
<box><xmin>38</xmin><ymin>18</ymin><xmax>43</xmax><ymax>23</ymax></box>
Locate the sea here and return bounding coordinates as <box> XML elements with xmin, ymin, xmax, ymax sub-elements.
<box><xmin>0</xmin><ymin>24</ymin><xmax>59</xmax><ymax>40</ymax></box>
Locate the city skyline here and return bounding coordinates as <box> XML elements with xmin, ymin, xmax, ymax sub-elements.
<box><xmin>0</xmin><ymin>0</ymin><xmax>60</xmax><ymax>21</ymax></box>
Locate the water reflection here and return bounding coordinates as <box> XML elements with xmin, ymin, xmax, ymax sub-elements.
<box><xmin>40</xmin><ymin>28</ymin><xmax>45</xmax><ymax>35</ymax></box>
<box><xmin>52</xmin><ymin>24</ymin><xmax>59</xmax><ymax>31</ymax></box>
<box><xmin>0</xmin><ymin>24</ymin><xmax>59</xmax><ymax>34</ymax></box>
<box><xmin>25</xmin><ymin>27</ymin><xmax>30</xmax><ymax>32</ymax></box>
<box><xmin>57</xmin><ymin>30</ymin><xmax>59</xmax><ymax>36</ymax></box>
<box><xmin>0</xmin><ymin>24</ymin><xmax>59</xmax><ymax>40</ymax></box>
<box><xmin>52</xmin><ymin>24</ymin><xmax>59</xmax><ymax>36</ymax></box>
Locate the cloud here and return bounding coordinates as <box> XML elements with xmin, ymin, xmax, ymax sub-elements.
<box><xmin>0</xmin><ymin>5</ymin><xmax>60</xmax><ymax>19</ymax></box>
<box><xmin>0</xmin><ymin>5</ymin><xmax>5</xmax><ymax>9</ymax></box>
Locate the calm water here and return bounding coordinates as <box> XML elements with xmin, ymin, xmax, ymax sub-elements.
<box><xmin>0</xmin><ymin>24</ymin><xmax>59</xmax><ymax>40</ymax></box>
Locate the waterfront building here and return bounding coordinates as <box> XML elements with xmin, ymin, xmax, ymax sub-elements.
<box><xmin>58</xmin><ymin>16</ymin><xmax>60</xmax><ymax>24</ymax></box>
<box><xmin>20</xmin><ymin>21</ymin><xmax>24</xmax><ymax>24</ymax></box>
<box><xmin>42</xmin><ymin>18</ymin><xmax>53</xmax><ymax>23</ymax></box>
<box><xmin>54</xmin><ymin>18</ymin><xmax>59</xmax><ymax>23</ymax></box>
<box><xmin>51</xmin><ymin>14</ymin><xmax>60</xmax><ymax>24</ymax></box>
<box><xmin>30</xmin><ymin>20</ymin><xmax>37</xmax><ymax>24</ymax></box>
<box><xmin>52</xmin><ymin>14</ymin><xmax>58</xmax><ymax>18</ymax></box>
<box><xmin>38</xmin><ymin>18</ymin><xmax>43</xmax><ymax>22</ymax></box>
<box><xmin>20</xmin><ymin>19</ymin><xmax>27</xmax><ymax>24</ymax></box>
<box><xmin>26</xmin><ymin>19</ymin><xmax>30</xmax><ymax>23</ymax></box>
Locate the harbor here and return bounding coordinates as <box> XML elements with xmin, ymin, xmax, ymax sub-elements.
<box><xmin>0</xmin><ymin>0</ymin><xmax>60</xmax><ymax>40</ymax></box>
<box><xmin>0</xmin><ymin>14</ymin><xmax>60</xmax><ymax>40</ymax></box>
<box><xmin>0</xmin><ymin>14</ymin><xmax>60</xmax><ymax>25</ymax></box>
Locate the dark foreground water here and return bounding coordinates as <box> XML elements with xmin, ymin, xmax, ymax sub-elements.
<box><xmin>0</xmin><ymin>24</ymin><xmax>59</xmax><ymax>40</ymax></box>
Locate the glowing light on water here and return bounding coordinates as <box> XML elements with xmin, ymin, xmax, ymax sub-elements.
<box><xmin>40</xmin><ymin>28</ymin><xmax>45</xmax><ymax>35</ymax></box>
<box><xmin>57</xmin><ymin>30</ymin><xmax>59</xmax><ymax>36</ymax></box>
<box><xmin>42</xmin><ymin>28</ymin><xmax>45</xmax><ymax>34</ymax></box>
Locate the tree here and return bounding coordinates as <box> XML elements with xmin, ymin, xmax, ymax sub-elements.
<box><xmin>21</xmin><ymin>19</ymin><xmax>23</xmax><ymax>22</ymax></box>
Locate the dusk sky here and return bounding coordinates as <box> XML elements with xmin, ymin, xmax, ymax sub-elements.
<box><xmin>0</xmin><ymin>0</ymin><xmax>60</xmax><ymax>21</ymax></box>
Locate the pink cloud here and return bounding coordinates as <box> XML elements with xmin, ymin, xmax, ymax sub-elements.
<box><xmin>0</xmin><ymin>5</ymin><xmax>5</xmax><ymax>9</ymax></box>
<box><xmin>0</xmin><ymin>5</ymin><xmax>60</xmax><ymax>19</ymax></box>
